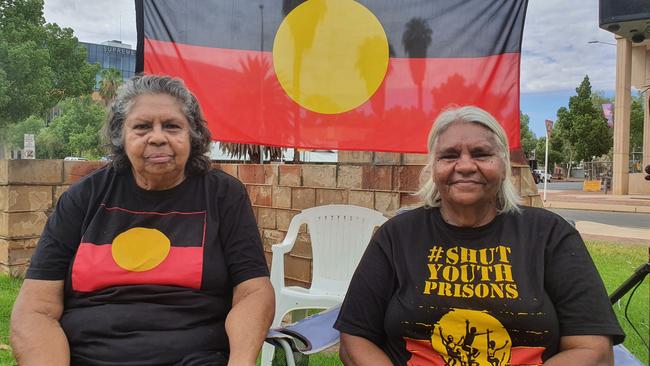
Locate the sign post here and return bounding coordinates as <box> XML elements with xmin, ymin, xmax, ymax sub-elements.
<box><xmin>543</xmin><ymin>120</ymin><xmax>553</xmax><ymax>201</ymax></box>
<box><xmin>23</xmin><ymin>134</ymin><xmax>35</xmax><ymax>159</ymax></box>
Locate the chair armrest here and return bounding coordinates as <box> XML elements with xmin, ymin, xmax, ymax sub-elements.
<box><xmin>271</xmin><ymin>212</ymin><xmax>305</xmax><ymax>254</ymax></box>
<box><xmin>271</xmin><ymin>240</ymin><xmax>294</xmax><ymax>255</ymax></box>
<box><xmin>269</xmin><ymin>249</ymin><xmax>286</xmax><ymax>293</ymax></box>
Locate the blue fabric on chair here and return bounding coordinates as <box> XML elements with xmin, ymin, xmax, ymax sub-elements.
<box><xmin>265</xmin><ymin>305</ymin><xmax>341</xmax><ymax>355</ymax></box>
<box><xmin>613</xmin><ymin>344</ymin><xmax>645</xmax><ymax>366</ymax></box>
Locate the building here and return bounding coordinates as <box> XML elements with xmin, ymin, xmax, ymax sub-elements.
<box><xmin>80</xmin><ymin>40</ymin><xmax>136</xmax><ymax>90</ymax></box>
<box><xmin>599</xmin><ymin>0</ymin><xmax>650</xmax><ymax>194</ymax></box>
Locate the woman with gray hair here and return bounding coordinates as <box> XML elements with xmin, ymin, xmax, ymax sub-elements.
<box><xmin>335</xmin><ymin>106</ymin><xmax>623</xmax><ymax>365</ymax></box>
<box><xmin>11</xmin><ymin>75</ymin><xmax>274</xmax><ymax>366</ymax></box>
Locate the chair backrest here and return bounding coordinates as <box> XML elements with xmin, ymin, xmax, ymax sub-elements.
<box><xmin>300</xmin><ymin>204</ymin><xmax>387</xmax><ymax>296</ymax></box>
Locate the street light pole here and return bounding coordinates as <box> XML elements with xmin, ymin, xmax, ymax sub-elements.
<box><xmin>543</xmin><ymin>119</ymin><xmax>553</xmax><ymax>202</ymax></box>
<box><xmin>543</xmin><ymin>131</ymin><xmax>549</xmax><ymax>201</ymax></box>
<box><xmin>588</xmin><ymin>40</ymin><xmax>616</xmax><ymax>46</ymax></box>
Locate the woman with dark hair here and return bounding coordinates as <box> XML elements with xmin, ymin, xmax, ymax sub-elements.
<box><xmin>11</xmin><ymin>75</ymin><xmax>274</xmax><ymax>366</ymax></box>
<box><xmin>335</xmin><ymin>106</ymin><xmax>623</xmax><ymax>366</ymax></box>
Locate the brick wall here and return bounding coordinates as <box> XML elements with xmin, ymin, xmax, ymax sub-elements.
<box><xmin>0</xmin><ymin>157</ymin><xmax>541</xmax><ymax>283</ymax></box>
<box><xmin>0</xmin><ymin>160</ymin><xmax>106</xmax><ymax>276</ymax></box>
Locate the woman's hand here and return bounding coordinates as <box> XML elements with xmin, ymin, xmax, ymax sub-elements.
<box><xmin>544</xmin><ymin>335</ymin><xmax>614</xmax><ymax>366</ymax></box>
<box><xmin>339</xmin><ymin>333</ymin><xmax>392</xmax><ymax>366</ymax></box>
<box><xmin>10</xmin><ymin>279</ymin><xmax>70</xmax><ymax>366</ymax></box>
<box><xmin>225</xmin><ymin>277</ymin><xmax>274</xmax><ymax>366</ymax></box>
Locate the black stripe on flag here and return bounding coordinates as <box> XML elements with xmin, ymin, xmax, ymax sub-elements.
<box><xmin>82</xmin><ymin>205</ymin><xmax>205</xmax><ymax>247</ymax></box>
<box><xmin>137</xmin><ymin>0</ymin><xmax>527</xmax><ymax>58</ymax></box>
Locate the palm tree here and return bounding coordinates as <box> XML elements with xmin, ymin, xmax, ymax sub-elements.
<box><xmin>402</xmin><ymin>18</ymin><xmax>432</xmax><ymax>111</ymax></box>
<box><xmin>219</xmin><ymin>142</ymin><xmax>283</xmax><ymax>162</ymax></box>
<box><xmin>357</xmin><ymin>42</ymin><xmax>394</xmax><ymax>118</ymax></box>
<box><xmin>281</xmin><ymin>0</ymin><xmax>325</xmax><ymax>162</ymax></box>
<box><xmin>218</xmin><ymin>56</ymin><xmax>286</xmax><ymax>163</ymax></box>
<box><xmin>98</xmin><ymin>68</ymin><xmax>123</xmax><ymax>106</ymax></box>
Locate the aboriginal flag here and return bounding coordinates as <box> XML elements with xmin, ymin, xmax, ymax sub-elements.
<box><xmin>136</xmin><ymin>0</ymin><xmax>527</xmax><ymax>153</ymax></box>
<box><xmin>405</xmin><ymin>338</ymin><xmax>544</xmax><ymax>366</ymax></box>
<box><xmin>71</xmin><ymin>205</ymin><xmax>206</xmax><ymax>293</ymax></box>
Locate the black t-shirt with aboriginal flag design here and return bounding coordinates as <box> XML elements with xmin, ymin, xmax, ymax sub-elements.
<box><xmin>26</xmin><ymin>166</ymin><xmax>269</xmax><ymax>365</ymax></box>
<box><xmin>335</xmin><ymin>206</ymin><xmax>624</xmax><ymax>366</ymax></box>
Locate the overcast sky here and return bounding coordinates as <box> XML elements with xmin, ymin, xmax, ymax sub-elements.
<box><xmin>43</xmin><ymin>0</ymin><xmax>620</xmax><ymax>137</ymax></box>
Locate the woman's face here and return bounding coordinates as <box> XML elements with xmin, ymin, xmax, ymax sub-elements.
<box><xmin>123</xmin><ymin>93</ymin><xmax>191</xmax><ymax>189</ymax></box>
<box><xmin>432</xmin><ymin>121</ymin><xmax>505</xmax><ymax>209</ymax></box>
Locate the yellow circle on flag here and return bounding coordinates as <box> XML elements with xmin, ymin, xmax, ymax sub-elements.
<box><xmin>111</xmin><ymin>227</ymin><xmax>170</xmax><ymax>272</ymax></box>
<box><xmin>272</xmin><ymin>0</ymin><xmax>389</xmax><ymax>114</ymax></box>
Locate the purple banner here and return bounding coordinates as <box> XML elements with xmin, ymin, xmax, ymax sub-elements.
<box><xmin>602</xmin><ymin>103</ymin><xmax>613</xmax><ymax>128</ymax></box>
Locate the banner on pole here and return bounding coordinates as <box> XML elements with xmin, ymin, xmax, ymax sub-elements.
<box><xmin>601</xmin><ymin>103</ymin><xmax>613</xmax><ymax>128</ymax></box>
<box><xmin>545</xmin><ymin>119</ymin><xmax>553</xmax><ymax>138</ymax></box>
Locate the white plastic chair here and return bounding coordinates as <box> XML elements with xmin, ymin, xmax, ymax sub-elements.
<box><xmin>261</xmin><ymin>204</ymin><xmax>387</xmax><ymax>366</ymax></box>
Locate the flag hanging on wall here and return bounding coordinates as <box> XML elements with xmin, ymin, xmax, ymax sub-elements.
<box><xmin>136</xmin><ymin>0</ymin><xmax>527</xmax><ymax>153</ymax></box>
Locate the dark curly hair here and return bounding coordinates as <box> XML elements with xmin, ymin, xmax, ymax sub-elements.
<box><xmin>103</xmin><ymin>75</ymin><xmax>212</xmax><ymax>175</ymax></box>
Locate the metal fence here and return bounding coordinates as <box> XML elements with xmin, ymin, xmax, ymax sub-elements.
<box><xmin>583</xmin><ymin>161</ymin><xmax>612</xmax><ymax>181</ymax></box>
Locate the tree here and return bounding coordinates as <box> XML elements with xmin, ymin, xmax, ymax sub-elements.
<box><xmin>99</xmin><ymin>68</ymin><xmax>123</xmax><ymax>106</ymax></box>
<box><xmin>519</xmin><ymin>112</ymin><xmax>537</xmax><ymax>159</ymax></box>
<box><xmin>591</xmin><ymin>91</ymin><xmax>643</xmax><ymax>153</ymax></box>
<box><xmin>36</xmin><ymin>96</ymin><xmax>106</xmax><ymax>159</ymax></box>
<box><xmin>0</xmin><ymin>68</ymin><xmax>9</xmax><ymax>119</ymax></box>
<box><xmin>534</xmin><ymin>135</ymin><xmax>563</xmax><ymax>170</ymax></box>
<box><xmin>0</xmin><ymin>0</ymin><xmax>98</xmax><ymax>134</ymax></box>
<box><xmin>281</xmin><ymin>0</ymin><xmax>325</xmax><ymax>163</ymax></box>
<box><xmin>555</xmin><ymin>75</ymin><xmax>611</xmax><ymax>162</ymax></box>
<box><xmin>216</xmin><ymin>57</ymin><xmax>286</xmax><ymax>163</ymax></box>
<box><xmin>6</xmin><ymin>114</ymin><xmax>45</xmax><ymax>151</ymax></box>
<box><xmin>219</xmin><ymin>142</ymin><xmax>283</xmax><ymax>163</ymax></box>
<box><xmin>402</xmin><ymin>17</ymin><xmax>432</xmax><ymax>111</ymax></box>
<box><xmin>630</xmin><ymin>93</ymin><xmax>644</xmax><ymax>152</ymax></box>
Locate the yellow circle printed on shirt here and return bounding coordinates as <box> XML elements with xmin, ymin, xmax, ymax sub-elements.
<box><xmin>111</xmin><ymin>227</ymin><xmax>170</xmax><ymax>272</ymax></box>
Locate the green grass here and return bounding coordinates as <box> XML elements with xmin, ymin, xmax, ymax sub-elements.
<box><xmin>586</xmin><ymin>241</ymin><xmax>649</xmax><ymax>365</ymax></box>
<box><xmin>1</xmin><ymin>240</ymin><xmax>647</xmax><ymax>365</ymax></box>
<box><xmin>0</xmin><ymin>275</ymin><xmax>21</xmax><ymax>366</ymax></box>
<box><xmin>266</xmin><ymin>348</ymin><xmax>341</xmax><ymax>366</ymax></box>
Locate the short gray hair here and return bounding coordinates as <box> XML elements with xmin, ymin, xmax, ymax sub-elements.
<box><xmin>416</xmin><ymin>106</ymin><xmax>520</xmax><ymax>214</ymax></box>
<box><xmin>103</xmin><ymin>75</ymin><xmax>212</xmax><ymax>175</ymax></box>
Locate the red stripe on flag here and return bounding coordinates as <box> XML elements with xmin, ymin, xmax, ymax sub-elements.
<box><xmin>144</xmin><ymin>39</ymin><xmax>520</xmax><ymax>153</ymax></box>
<box><xmin>405</xmin><ymin>338</ymin><xmax>446</xmax><ymax>366</ymax></box>
<box><xmin>71</xmin><ymin>243</ymin><xmax>203</xmax><ymax>292</ymax></box>
<box><xmin>509</xmin><ymin>346</ymin><xmax>544</xmax><ymax>365</ymax></box>
<box><xmin>404</xmin><ymin>338</ymin><xmax>545</xmax><ymax>366</ymax></box>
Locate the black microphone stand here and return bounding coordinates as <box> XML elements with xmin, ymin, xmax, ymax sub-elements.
<box><xmin>609</xmin><ymin>262</ymin><xmax>650</xmax><ymax>304</ymax></box>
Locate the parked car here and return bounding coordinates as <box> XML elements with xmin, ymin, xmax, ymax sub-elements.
<box><xmin>533</xmin><ymin>169</ymin><xmax>552</xmax><ymax>183</ymax></box>
<box><xmin>531</xmin><ymin>170</ymin><xmax>541</xmax><ymax>184</ymax></box>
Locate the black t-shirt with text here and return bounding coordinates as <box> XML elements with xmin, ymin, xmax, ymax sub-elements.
<box><xmin>335</xmin><ymin>206</ymin><xmax>624</xmax><ymax>366</ymax></box>
<box><xmin>26</xmin><ymin>166</ymin><xmax>269</xmax><ymax>365</ymax></box>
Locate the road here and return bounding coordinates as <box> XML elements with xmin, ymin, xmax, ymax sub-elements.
<box><xmin>536</xmin><ymin>181</ymin><xmax>584</xmax><ymax>191</ymax></box>
<box><xmin>535</xmin><ymin>181</ymin><xmax>650</xmax><ymax>229</ymax></box>
<box><xmin>549</xmin><ymin>208</ymin><xmax>650</xmax><ymax>230</ymax></box>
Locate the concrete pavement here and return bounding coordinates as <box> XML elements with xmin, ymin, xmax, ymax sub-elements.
<box><xmin>543</xmin><ymin>190</ymin><xmax>650</xmax><ymax>214</ymax></box>
<box><xmin>541</xmin><ymin>189</ymin><xmax>650</xmax><ymax>245</ymax></box>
